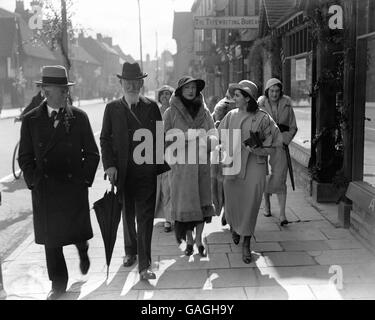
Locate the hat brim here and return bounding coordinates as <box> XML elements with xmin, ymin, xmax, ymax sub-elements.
<box><xmin>228</xmin><ymin>84</ymin><xmax>257</xmax><ymax>102</ymax></box>
<box><xmin>176</xmin><ymin>79</ymin><xmax>205</xmax><ymax>95</ymax></box>
<box><xmin>116</xmin><ymin>73</ymin><xmax>148</xmax><ymax>80</ymax></box>
<box><xmin>35</xmin><ymin>80</ymin><xmax>75</xmax><ymax>86</ymax></box>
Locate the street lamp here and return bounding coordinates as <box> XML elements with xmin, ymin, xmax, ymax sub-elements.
<box><xmin>61</xmin><ymin>0</ymin><xmax>69</xmax><ymax>71</ymax></box>
<box><xmin>137</xmin><ymin>0</ymin><xmax>143</xmax><ymax>71</ymax></box>
<box><xmin>137</xmin><ymin>0</ymin><xmax>144</xmax><ymax>94</ymax></box>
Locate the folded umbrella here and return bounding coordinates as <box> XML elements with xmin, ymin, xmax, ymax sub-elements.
<box><xmin>93</xmin><ymin>184</ymin><xmax>122</xmax><ymax>278</ymax></box>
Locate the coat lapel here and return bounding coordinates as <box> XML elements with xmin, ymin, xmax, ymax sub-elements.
<box><xmin>41</xmin><ymin>112</ymin><xmax>65</xmax><ymax>158</ymax></box>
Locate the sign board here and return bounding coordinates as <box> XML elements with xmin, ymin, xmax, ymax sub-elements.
<box><xmin>194</xmin><ymin>16</ymin><xmax>259</xmax><ymax>29</ymax></box>
<box><xmin>296</xmin><ymin>58</ymin><xmax>306</xmax><ymax>81</ymax></box>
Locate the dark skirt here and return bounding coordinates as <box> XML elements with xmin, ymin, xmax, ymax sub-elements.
<box><xmin>174</xmin><ymin>216</ymin><xmax>212</xmax><ymax>244</ymax></box>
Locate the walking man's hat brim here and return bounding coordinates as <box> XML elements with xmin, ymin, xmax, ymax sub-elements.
<box><xmin>117</xmin><ymin>62</ymin><xmax>148</xmax><ymax>80</ymax></box>
<box><xmin>35</xmin><ymin>65</ymin><xmax>75</xmax><ymax>86</ymax></box>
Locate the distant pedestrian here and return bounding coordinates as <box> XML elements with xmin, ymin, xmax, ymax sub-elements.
<box><xmin>212</xmin><ymin>86</ymin><xmax>236</xmax><ymax>126</ymax></box>
<box><xmin>155</xmin><ymin>85</ymin><xmax>174</xmax><ymax>233</ymax></box>
<box><xmin>258</xmin><ymin>78</ymin><xmax>297</xmax><ymax>226</ymax></box>
<box><xmin>218</xmin><ymin>80</ymin><xmax>280</xmax><ymax>264</ymax></box>
<box><xmin>100</xmin><ymin>62</ymin><xmax>170</xmax><ymax>280</ymax></box>
<box><xmin>18</xmin><ymin>65</ymin><xmax>100</xmax><ymax>300</ymax></box>
<box><xmin>163</xmin><ymin>76</ymin><xmax>217</xmax><ymax>257</ymax></box>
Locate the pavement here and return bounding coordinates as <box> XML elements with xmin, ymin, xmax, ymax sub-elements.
<box><xmin>2</xmin><ymin>165</ymin><xmax>375</xmax><ymax>300</ymax></box>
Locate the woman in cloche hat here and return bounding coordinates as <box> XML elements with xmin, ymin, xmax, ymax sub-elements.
<box><xmin>218</xmin><ymin>80</ymin><xmax>280</xmax><ymax>264</ymax></box>
<box><xmin>257</xmin><ymin>78</ymin><xmax>298</xmax><ymax>226</ymax></box>
<box><xmin>163</xmin><ymin>76</ymin><xmax>217</xmax><ymax>257</ymax></box>
<box><xmin>155</xmin><ymin>85</ymin><xmax>174</xmax><ymax>233</ymax></box>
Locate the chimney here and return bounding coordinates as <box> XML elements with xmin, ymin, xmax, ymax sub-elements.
<box><xmin>96</xmin><ymin>33</ymin><xmax>103</xmax><ymax>41</ymax></box>
<box><xmin>15</xmin><ymin>0</ymin><xmax>25</xmax><ymax>14</ymax></box>
<box><xmin>103</xmin><ymin>37</ymin><xmax>112</xmax><ymax>47</ymax></box>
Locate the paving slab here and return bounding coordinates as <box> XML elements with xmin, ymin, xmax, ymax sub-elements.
<box><xmin>325</xmin><ymin>239</ymin><xmax>364</xmax><ymax>250</ymax></box>
<box><xmin>158</xmin><ymin>253</ymin><xmax>230</xmax><ymax>271</ymax></box>
<box><xmin>206</xmin><ymin>232</ymin><xmax>232</xmax><ymax>244</ymax></box>
<box><xmin>307</xmin><ymin>249</ymin><xmax>375</xmax><ymax>265</ymax></box>
<box><xmin>319</xmin><ymin>228</ymin><xmax>356</xmax><ymax>240</ymax></box>
<box><xmin>208</xmin><ymin>268</ymin><xmax>258</xmax><ymax>288</ymax></box>
<box><xmin>207</xmin><ymin>244</ymin><xmax>231</xmax><ymax>253</ymax></box>
<box><xmin>230</xmin><ymin>242</ymin><xmax>283</xmax><ymax>253</ymax></box>
<box><xmin>282</xmin><ymin>220</ymin><xmax>334</xmax><ymax>230</ymax></box>
<box><xmin>262</xmin><ymin>251</ymin><xmax>317</xmax><ymax>267</ymax></box>
<box><xmin>132</xmin><ymin>269</ymin><xmax>208</xmax><ymax>290</ymax></box>
<box><xmin>289</xmin><ymin>206</ymin><xmax>324</xmax><ymax>221</ymax></box>
<box><xmin>254</xmin><ymin>229</ymin><xmax>327</xmax><ymax>242</ymax></box>
<box><xmin>255</xmin><ymin>265</ymin><xmax>332</xmax><ymax>286</ymax></box>
<box><xmin>227</xmin><ymin>253</ymin><xmax>268</xmax><ymax>268</ymax></box>
<box><xmin>244</xmin><ymin>285</ymin><xmax>316</xmax><ymax>300</ymax></box>
<box><xmin>279</xmin><ymin>240</ymin><xmax>331</xmax><ymax>252</ymax></box>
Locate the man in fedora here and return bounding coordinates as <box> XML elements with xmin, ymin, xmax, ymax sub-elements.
<box><xmin>18</xmin><ymin>65</ymin><xmax>100</xmax><ymax>300</ymax></box>
<box><xmin>100</xmin><ymin>62</ymin><xmax>169</xmax><ymax>280</ymax></box>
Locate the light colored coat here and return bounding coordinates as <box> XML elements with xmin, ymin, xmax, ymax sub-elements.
<box><xmin>258</xmin><ymin>95</ymin><xmax>298</xmax><ymax>194</ymax></box>
<box><xmin>163</xmin><ymin>93</ymin><xmax>216</xmax><ymax>222</ymax></box>
<box><xmin>257</xmin><ymin>95</ymin><xmax>297</xmax><ymax>145</ymax></box>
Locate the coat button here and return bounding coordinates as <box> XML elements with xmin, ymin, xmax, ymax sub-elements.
<box><xmin>39</xmin><ymin>142</ymin><xmax>43</xmax><ymax>147</ymax></box>
<box><xmin>44</xmin><ymin>174</ymin><xmax>48</xmax><ymax>178</ymax></box>
<box><xmin>68</xmin><ymin>173</ymin><xmax>72</xmax><ymax>179</ymax></box>
<box><xmin>43</xmin><ymin>158</ymin><xmax>48</xmax><ymax>163</ymax></box>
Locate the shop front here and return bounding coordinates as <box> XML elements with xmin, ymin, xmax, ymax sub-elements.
<box><xmin>346</xmin><ymin>0</ymin><xmax>375</xmax><ymax>251</ymax></box>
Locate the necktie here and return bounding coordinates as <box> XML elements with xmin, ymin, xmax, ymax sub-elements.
<box><xmin>50</xmin><ymin>110</ymin><xmax>57</xmax><ymax>120</ymax></box>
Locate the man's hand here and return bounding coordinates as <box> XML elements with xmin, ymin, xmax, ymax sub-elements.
<box><xmin>105</xmin><ymin>167</ymin><xmax>118</xmax><ymax>185</ymax></box>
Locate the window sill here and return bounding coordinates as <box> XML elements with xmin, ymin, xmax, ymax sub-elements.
<box><xmin>346</xmin><ymin>181</ymin><xmax>375</xmax><ymax>215</ymax></box>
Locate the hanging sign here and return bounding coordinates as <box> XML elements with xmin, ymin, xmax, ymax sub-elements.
<box><xmin>194</xmin><ymin>16</ymin><xmax>259</xmax><ymax>29</ymax></box>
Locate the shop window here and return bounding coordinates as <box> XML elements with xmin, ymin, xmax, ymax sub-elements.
<box><xmin>363</xmin><ymin>36</ymin><xmax>375</xmax><ymax>187</ymax></box>
<box><xmin>289</xmin><ymin>52</ymin><xmax>313</xmax><ymax>151</ymax></box>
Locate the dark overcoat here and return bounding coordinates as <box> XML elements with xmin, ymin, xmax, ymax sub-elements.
<box><xmin>100</xmin><ymin>96</ymin><xmax>170</xmax><ymax>196</ymax></box>
<box><xmin>18</xmin><ymin>102</ymin><xmax>100</xmax><ymax>247</ymax></box>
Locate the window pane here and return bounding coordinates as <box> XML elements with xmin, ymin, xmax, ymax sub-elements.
<box><xmin>364</xmin><ymin>37</ymin><xmax>375</xmax><ymax>187</ymax></box>
<box><xmin>290</xmin><ymin>53</ymin><xmax>312</xmax><ymax>151</ymax></box>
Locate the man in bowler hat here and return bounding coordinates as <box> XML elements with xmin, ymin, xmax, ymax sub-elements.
<box><xmin>100</xmin><ymin>62</ymin><xmax>169</xmax><ymax>280</ymax></box>
<box><xmin>18</xmin><ymin>65</ymin><xmax>100</xmax><ymax>300</ymax></box>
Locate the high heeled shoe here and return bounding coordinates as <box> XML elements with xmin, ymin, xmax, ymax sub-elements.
<box><xmin>185</xmin><ymin>244</ymin><xmax>194</xmax><ymax>256</ymax></box>
<box><xmin>242</xmin><ymin>236</ymin><xmax>252</xmax><ymax>264</ymax></box>
<box><xmin>232</xmin><ymin>230</ymin><xmax>240</xmax><ymax>245</ymax></box>
<box><xmin>198</xmin><ymin>245</ymin><xmax>207</xmax><ymax>257</ymax></box>
<box><xmin>280</xmin><ymin>218</ymin><xmax>289</xmax><ymax>227</ymax></box>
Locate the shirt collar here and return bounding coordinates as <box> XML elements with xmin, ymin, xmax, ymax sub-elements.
<box><xmin>46</xmin><ymin>104</ymin><xmax>61</xmax><ymax>117</ymax></box>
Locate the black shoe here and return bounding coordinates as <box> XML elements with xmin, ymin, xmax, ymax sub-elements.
<box><xmin>79</xmin><ymin>250</ymin><xmax>90</xmax><ymax>275</ymax></box>
<box><xmin>280</xmin><ymin>219</ymin><xmax>289</xmax><ymax>227</ymax></box>
<box><xmin>242</xmin><ymin>236</ymin><xmax>252</xmax><ymax>264</ymax></box>
<box><xmin>164</xmin><ymin>222</ymin><xmax>172</xmax><ymax>233</ymax></box>
<box><xmin>46</xmin><ymin>288</ymin><xmax>66</xmax><ymax>300</ymax></box>
<box><xmin>198</xmin><ymin>245</ymin><xmax>207</xmax><ymax>257</ymax></box>
<box><xmin>123</xmin><ymin>254</ymin><xmax>137</xmax><ymax>267</ymax></box>
<box><xmin>264</xmin><ymin>210</ymin><xmax>272</xmax><ymax>217</ymax></box>
<box><xmin>232</xmin><ymin>230</ymin><xmax>240</xmax><ymax>245</ymax></box>
<box><xmin>221</xmin><ymin>215</ymin><xmax>227</xmax><ymax>226</ymax></box>
<box><xmin>140</xmin><ymin>268</ymin><xmax>156</xmax><ymax>280</ymax></box>
<box><xmin>185</xmin><ymin>244</ymin><xmax>194</xmax><ymax>256</ymax></box>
